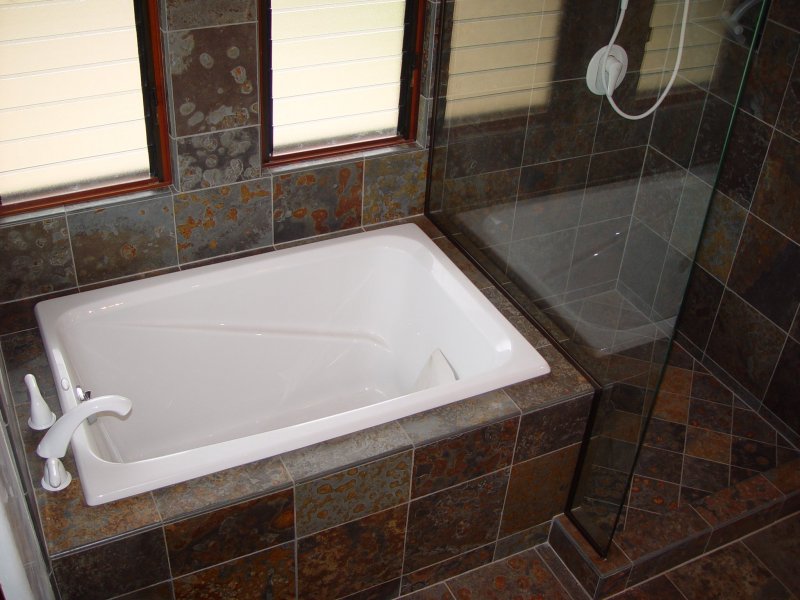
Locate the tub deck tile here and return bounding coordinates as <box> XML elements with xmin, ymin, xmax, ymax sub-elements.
<box><xmin>398</xmin><ymin>389</ymin><xmax>519</xmax><ymax>446</ymax></box>
<box><xmin>281</xmin><ymin>421</ymin><xmax>413</xmax><ymax>484</ymax></box>
<box><xmin>152</xmin><ymin>456</ymin><xmax>292</xmax><ymax>522</ymax></box>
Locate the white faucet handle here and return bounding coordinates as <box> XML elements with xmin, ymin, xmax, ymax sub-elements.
<box><xmin>41</xmin><ymin>457</ymin><xmax>71</xmax><ymax>491</ymax></box>
<box><xmin>24</xmin><ymin>374</ymin><xmax>56</xmax><ymax>430</ymax></box>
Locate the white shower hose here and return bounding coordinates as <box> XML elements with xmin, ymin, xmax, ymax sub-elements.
<box><xmin>603</xmin><ymin>0</ymin><xmax>692</xmax><ymax>121</ymax></box>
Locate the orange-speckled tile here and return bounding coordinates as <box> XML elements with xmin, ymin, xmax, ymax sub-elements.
<box><xmin>35</xmin><ymin>480</ymin><xmax>161</xmax><ymax>556</ymax></box>
<box><xmin>685</xmin><ymin>426</ymin><xmax>731</xmax><ymax>463</ymax></box>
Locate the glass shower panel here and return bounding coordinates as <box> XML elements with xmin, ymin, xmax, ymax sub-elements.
<box><xmin>427</xmin><ymin>0</ymin><xmax>765</xmax><ymax>554</ymax></box>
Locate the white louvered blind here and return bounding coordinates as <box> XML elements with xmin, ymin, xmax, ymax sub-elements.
<box><xmin>0</xmin><ymin>0</ymin><xmax>149</xmax><ymax>205</ymax></box>
<box><xmin>444</xmin><ymin>0</ymin><xmax>563</xmax><ymax>124</ymax></box>
<box><xmin>271</xmin><ymin>0</ymin><xmax>407</xmax><ymax>154</ymax></box>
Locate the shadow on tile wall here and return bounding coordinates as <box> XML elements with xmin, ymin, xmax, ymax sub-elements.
<box><xmin>677</xmin><ymin>0</ymin><xmax>800</xmax><ymax>444</ymax></box>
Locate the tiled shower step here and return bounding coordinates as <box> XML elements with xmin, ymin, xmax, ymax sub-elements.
<box><xmin>549</xmin><ymin>458</ymin><xmax>800</xmax><ymax>599</ymax></box>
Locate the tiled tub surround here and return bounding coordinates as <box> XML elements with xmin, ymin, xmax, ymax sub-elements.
<box><xmin>0</xmin><ymin>218</ymin><xmax>596</xmax><ymax>600</ymax></box>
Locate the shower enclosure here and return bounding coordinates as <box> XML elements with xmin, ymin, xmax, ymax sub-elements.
<box><xmin>426</xmin><ymin>0</ymin><xmax>766</xmax><ymax>554</ymax></box>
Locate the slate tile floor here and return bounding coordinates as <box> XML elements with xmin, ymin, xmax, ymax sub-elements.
<box><xmin>398</xmin><ymin>512</ymin><xmax>800</xmax><ymax>599</ymax></box>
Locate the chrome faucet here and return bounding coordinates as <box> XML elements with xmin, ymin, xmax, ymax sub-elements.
<box><xmin>36</xmin><ymin>395</ymin><xmax>132</xmax><ymax>491</ymax></box>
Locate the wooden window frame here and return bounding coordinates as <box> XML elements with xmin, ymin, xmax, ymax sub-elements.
<box><xmin>0</xmin><ymin>0</ymin><xmax>171</xmax><ymax>218</ymax></box>
<box><xmin>259</xmin><ymin>0</ymin><xmax>426</xmax><ymax>167</ymax></box>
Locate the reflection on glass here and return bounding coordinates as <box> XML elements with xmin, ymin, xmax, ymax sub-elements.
<box><xmin>429</xmin><ymin>0</ymin><xmax>764</xmax><ymax>554</ymax></box>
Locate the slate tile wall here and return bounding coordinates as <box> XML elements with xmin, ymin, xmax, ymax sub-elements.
<box><xmin>676</xmin><ymin>0</ymin><xmax>800</xmax><ymax>443</ymax></box>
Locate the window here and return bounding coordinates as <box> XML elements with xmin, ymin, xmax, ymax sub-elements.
<box><xmin>0</xmin><ymin>0</ymin><xmax>168</xmax><ymax>214</ymax></box>
<box><xmin>263</xmin><ymin>0</ymin><xmax>423</xmax><ymax>161</ymax></box>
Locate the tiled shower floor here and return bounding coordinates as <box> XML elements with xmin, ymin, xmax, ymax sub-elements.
<box><xmin>400</xmin><ymin>511</ymin><xmax>800</xmax><ymax>599</ymax></box>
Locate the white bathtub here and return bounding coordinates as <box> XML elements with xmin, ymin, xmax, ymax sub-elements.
<box><xmin>35</xmin><ymin>224</ymin><xmax>549</xmax><ymax>505</ymax></box>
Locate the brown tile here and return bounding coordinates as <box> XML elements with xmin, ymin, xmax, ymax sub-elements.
<box><xmin>400</xmin><ymin>544</ymin><xmax>494</xmax><ymax>596</ymax></box>
<box><xmin>628</xmin><ymin>475</ymin><xmax>680</xmax><ymax>514</ymax></box>
<box><xmin>405</xmin><ymin>470</ymin><xmax>508</xmax><ymax>572</ymax></box>
<box><xmin>500</xmin><ymin>444</ymin><xmax>580</xmax><ymax>537</ymax></box>
<box><xmin>173</xmin><ymin>541</ymin><xmax>294</xmax><ymax>600</ymax></box>
<box><xmin>296</xmin><ymin>451</ymin><xmax>411</xmax><ymax>536</ymax></box>
<box><xmin>514</xmin><ymin>395</ymin><xmax>591</xmax><ymax>462</ymax></box>
<box><xmin>731</xmin><ymin>437</ymin><xmax>777</xmax><ymax>472</ymax></box>
<box><xmin>744</xmin><ymin>512</ymin><xmax>800</xmax><ymax>595</ymax></box>
<box><xmin>660</xmin><ymin>366</ymin><xmax>692</xmax><ymax>396</ymax></box>
<box><xmin>693</xmin><ymin>474</ymin><xmax>784</xmax><ymax>549</ymax></box>
<box><xmin>447</xmin><ymin>548</ymin><xmax>571</xmax><ymax>599</ymax></box>
<box><xmin>688</xmin><ymin>398</ymin><xmax>733</xmax><ymax>433</ymax></box>
<box><xmin>732</xmin><ymin>408</ymin><xmax>778</xmax><ymax>443</ymax></box>
<box><xmin>617</xmin><ymin>506</ymin><xmax>709</xmax><ymax>561</ymax></box>
<box><xmin>685</xmin><ymin>426</ymin><xmax>731</xmax><ymax>463</ymax></box>
<box><xmin>666</xmin><ymin>542</ymin><xmax>792</xmax><ymax>600</ymax></box>
<box><xmin>690</xmin><ymin>371</ymin><xmax>734</xmax><ymax>405</ymax></box>
<box><xmin>343</xmin><ymin>579</ymin><xmax>401</xmax><ymax>600</ymax></box>
<box><xmin>165</xmin><ymin>489</ymin><xmax>294</xmax><ymax>576</ymax></box>
<box><xmin>612</xmin><ymin>575</ymin><xmax>683</xmax><ymax>599</ymax></box>
<box><xmin>643</xmin><ymin>418</ymin><xmax>686</xmax><ymax>453</ymax></box>
<box><xmin>753</xmin><ymin>129</ymin><xmax>800</xmax><ymax>246</ymax></box>
<box><xmin>114</xmin><ymin>582</ymin><xmax>174</xmax><ymax>599</ymax></box>
<box><xmin>363</xmin><ymin>150</ymin><xmax>428</xmax><ymax>224</ymax></box>
<box><xmin>52</xmin><ymin>528</ymin><xmax>170</xmax><ymax>600</ymax></box>
<box><xmin>411</xmin><ymin>419</ymin><xmax>516</xmax><ymax>498</ymax></box>
<box><xmin>494</xmin><ymin>521</ymin><xmax>551</xmax><ymax>561</ymax></box>
<box><xmin>651</xmin><ymin>390</ymin><xmax>689</xmax><ymax>424</ymax></box>
<box><xmin>635</xmin><ymin>446</ymin><xmax>683</xmax><ymax>484</ymax></box>
<box><xmin>298</xmin><ymin>505</ymin><xmax>406</xmax><ymax>600</ymax></box>
<box><xmin>681</xmin><ymin>455</ymin><xmax>730</xmax><ymax>494</ymax></box>
<box><xmin>548</xmin><ymin>515</ymin><xmax>631</xmax><ymax>598</ymax></box>
<box><xmin>534</xmin><ymin>544</ymin><xmax>590</xmax><ymax>600</ymax></box>
<box><xmin>400</xmin><ymin>583</ymin><xmax>454</xmax><ymax>600</ymax></box>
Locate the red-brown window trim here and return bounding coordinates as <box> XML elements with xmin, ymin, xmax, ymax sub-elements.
<box><xmin>259</xmin><ymin>0</ymin><xmax>426</xmax><ymax>168</ymax></box>
<box><xmin>0</xmin><ymin>0</ymin><xmax>171</xmax><ymax>218</ymax></box>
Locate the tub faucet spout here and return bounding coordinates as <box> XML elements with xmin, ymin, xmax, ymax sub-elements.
<box><xmin>36</xmin><ymin>395</ymin><xmax>132</xmax><ymax>491</ymax></box>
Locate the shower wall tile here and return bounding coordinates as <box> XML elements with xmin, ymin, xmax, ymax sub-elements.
<box><xmin>518</xmin><ymin>157</ymin><xmax>590</xmax><ymax>199</ymax></box>
<box><xmin>404</xmin><ymin>470</ymin><xmax>508</xmax><ymax>572</ymax></box>
<box><xmin>715</xmin><ymin>111</ymin><xmax>772</xmax><ymax>208</ymax></box>
<box><xmin>751</xmin><ymin>131</ymin><xmax>800</xmax><ymax>245</ymax></box>
<box><xmin>651</xmin><ymin>89</ymin><xmax>706</xmax><ymax>168</ymax></box>
<box><xmin>445</xmin><ymin>129</ymin><xmax>525</xmax><ymax>179</ymax></box>
<box><xmin>619</xmin><ymin>220</ymin><xmax>669</xmax><ymax>309</ymax></box>
<box><xmin>272</xmin><ymin>160</ymin><xmax>363</xmax><ymax>244</ymax></box>
<box><xmin>770</xmin><ymin>0</ymin><xmax>800</xmax><ymax>30</ymax></box>
<box><xmin>695</xmin><ymin>191</ymin><xmax>747</xmax><ymax>282</ymax></box>
<box><xmin>670</xmin><ymin>175</ymin><xmax>712</xmax><ymax>259</ymax></box>
<box><xmin>739</xmin><ymin>21</ymin><xmax>800</xmax><ymax>125</ymax></box>
<box><xmin>511</xmin><ymin>192</ymin><xmax>582</xmax><ymax>239</ymax></box>
<box><xmin>167</xmin><ymin>24</ymin><xmax>259</xmax><ymax>137</ymax></box>
<box><xmin>653</xmin><ymin>247</ymin><xmax>693</xmax><ymax>319</ymax></box>
<box><xmin>68</xmin><ymin>196</ymin><xmax>177</xmax><ymax>286</ymax></box>
<box><xmin>567</xmin><ymin>217</ymin><xmax>629</xmax><ymax>292</ymax></box>
<box><xmin>52</xmin><ymin>528</ymin><xmax>171</xmax><ymax>600</ymax></box>
<box><xmin>173</xmin><ymin>541</ymin><xmax>295</xmax><ymax>600</ymax></box>
<box><xmin>634</xmin><ymin>149</ymin><xmax>686</xmax><ymax>241</ymax></box>
<box><xmin>363</xmin><ymin>150</ymin><xmax>428</xmax><ymax>225</ymax></box>
<box><xmin>690</xmin><ymin>95</ymin><xmax>735</xmax><ymax>185</ymax></box>
<box><xmin>727</xmin><ymin>215</ymin><xmax>800</xmax><ymax>330</ymax></box>
<box><xmin>164</xmin><ymin>489</ymin><xmax>294</xmax><ymax>576</ymax></box>
<box><xmin>164</xmin><ymin>0</ymin><xmax>257</xmax><ymax>30</ymax></box>
<box><xmin>763</xmin><ymin>338</ymin><xmax>800</xmax><ymax>437</ymax></box>
<box><xmin>777</xmin><ymin>52</ymin><xmax>800</xmax><ymax>138</ymax></box>
<box><xmin>297</xmin><ymin>505</ymin><xmax>406</xmax><ymax>599</ymax></box>
<box><xmin>0</xmin><ymin>218</ymin><xmax>76</xmax><ymax>303</ymax></box>
<box><xmin>410</xmin><ymin>418</ymin><xmax>517</xmax><ymax>498</ymax></box>
<box><xmin>295</xmin><ymin>451</ymin><xmax>411</xmax><ymax>536</ymax></box>
<box><xmin>175</xmin><ymin>126</ymin><xmax>261</xmax><ymax>191</ymax></box>
<box><xmin>506</xmin><ymin>229</ymin><xmax>577</xmax><ymax>300</ymax></box>
<box><xmin>442</xmin><ymin>169</ymin><xmax>520</xmax><ymax>211</ymax></box>
<box><xmin>705</xmin><ymin>291</ymin><xmax>786</xmax><ymax>399</ymax></box>
<box><xmin>174</xmin><ymin>178</ymin><xmax>273</xmax><ymax>263</ymax></box>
